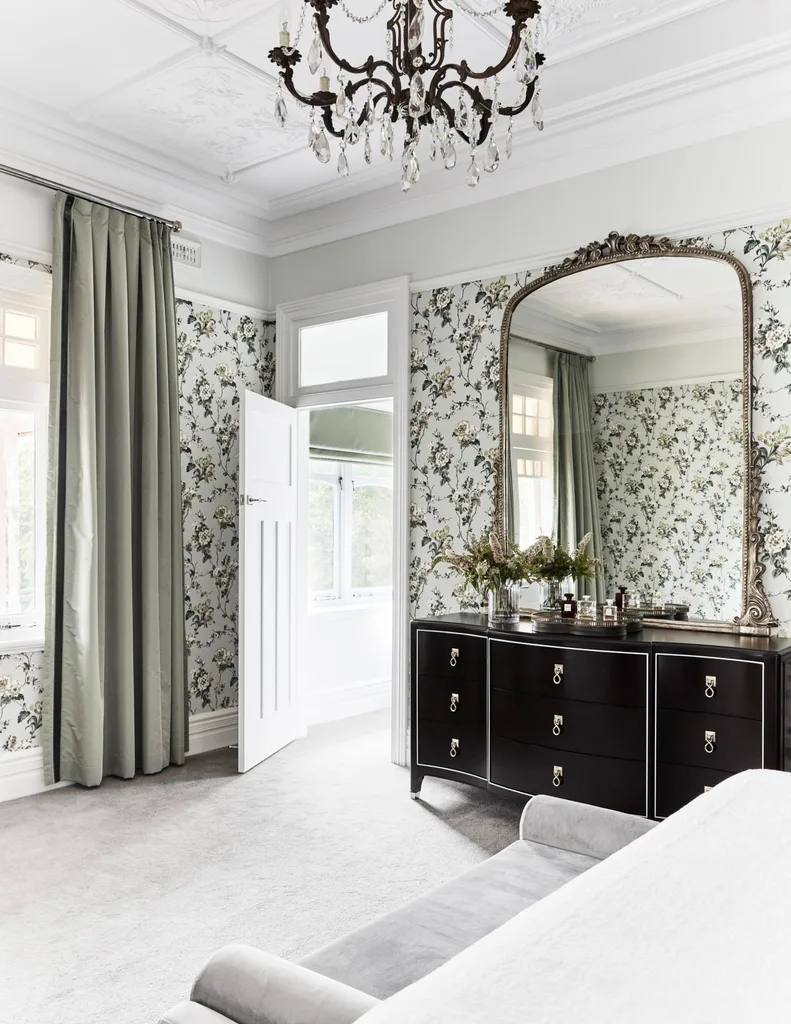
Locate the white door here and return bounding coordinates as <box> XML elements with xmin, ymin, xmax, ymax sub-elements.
<box><xmin>238</xmin><ymin>389</ymin><xmax>298</xmax><ymax>772</ymax></box>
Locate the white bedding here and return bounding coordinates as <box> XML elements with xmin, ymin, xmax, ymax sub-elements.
<box><xmin>360</xmin><ymin>770</ymin><xmax>791</xmax><ymax>1024</ymax></box>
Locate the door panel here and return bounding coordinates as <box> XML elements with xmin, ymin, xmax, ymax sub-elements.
<box><xmin>239</xmin><ymin>390</ymin><xmax>298</xmax><ymax>773</ymax></box>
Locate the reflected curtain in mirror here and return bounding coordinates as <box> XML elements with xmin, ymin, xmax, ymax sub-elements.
<box><xmin>553</xmin><ymin>352</ymin><xmax>604</xmax><ymax>602</ymax></box>
<box><xmin>44</xmin><ymin>193</ymin><xmax>187</xmax><ymax>787</ymax></box>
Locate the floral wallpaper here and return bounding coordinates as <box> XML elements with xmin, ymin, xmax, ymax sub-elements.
<box><xmin>178</xmin><ymin>301</ymin><xmax>275</xmax><ymax>714</ymax></box>
<box><xmin>591</xmin><ymin>381</ymin><xmax>744</xmax><ymax>619</ymax></box>
<box><xmin>410</xmin><ymin>218</ymin><xmax>791</xmax><ymax>639</ymax></box>
<box><xmin>0</xmin><ymin>651</ymin><xmax>44</xmax><ymax>753</ymax></box>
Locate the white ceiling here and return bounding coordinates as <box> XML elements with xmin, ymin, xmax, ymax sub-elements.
<box><xmin>0</xmin><ymin>0</ymin><xmax>789</xmax><ymax>255</ymax></box>
<box><xmin>512</xmin><ymin>255</ymin><xmax>743</xmax><ymax>354</ymax></box>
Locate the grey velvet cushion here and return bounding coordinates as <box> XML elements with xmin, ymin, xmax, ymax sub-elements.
<box><xmin>190</xmin><ymin>945</ymin><xmax>379</xmax><ymax>1024</ymax></box>
<box><xmin>160</xmin><ymin>1002</ymin><xmax>239</xmax><ymax>1024</ymax></box>
<box><xmin>520</xmin><ymin>794</ymin><xmax>658</xmax><ymax>859</ymax></box>
<box><xmin>299</xmin><ymin>837</ymin><xmax>598</xmax><ymax>999</ymax></box>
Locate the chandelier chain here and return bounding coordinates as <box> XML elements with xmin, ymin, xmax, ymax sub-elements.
<box><xmin>338</xmin><ymin>0</ymin><xmax>395</xmax><ymax>23</ymax></box>
<box><xmin>451</xmin><ymin>1</ymin><xmax>510</xmax><ymax>16</ymax></box>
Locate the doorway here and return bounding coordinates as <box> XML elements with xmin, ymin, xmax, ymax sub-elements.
<box><xmin>299</xmin><ymin>399</ymin><xmax>394</xmax><ymax>726</ymax></box>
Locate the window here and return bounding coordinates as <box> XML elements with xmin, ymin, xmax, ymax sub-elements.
<box><xmin>299</xmin><ymin>312</ymin><xmax>389</xmax><ymax>388</ymax></box>
<box><xmin>0</xmin><ymin>283</ymin><xmax>49</xmax><ymax>633</ymax></box>
<box><xmin>511</xmin><ymin>376</ymin><xmax>553</xmax><ymax>549</ymax></box>
<box><xmin>308</xmin><ymin>458</ymin><xmax>393</xmax><ymax>605</ymax></box>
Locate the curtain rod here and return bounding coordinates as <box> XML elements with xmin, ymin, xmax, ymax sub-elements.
<box><xmin>510</xmin><ymin>331</ymin><xmax>595</xmax><ymax>362</ymax></box>
<box><xmin>0</xmin><ymin>163</ymin><xmax>182</xmax><ymax>232</ymax></box>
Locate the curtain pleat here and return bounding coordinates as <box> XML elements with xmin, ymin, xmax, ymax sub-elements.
<box><xmin>44</xmin><ymin>194</ymin><xmax>186</xmax><ymax>787</ymax></box>
<box><xmin>552</xmin><ymin>352</ymin><xmax>605</xmax><ymax>603</ymax></box>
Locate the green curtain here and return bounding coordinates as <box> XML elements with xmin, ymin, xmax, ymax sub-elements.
<box><xmin>553</xmin><ymin>352</ymin><xmax>605</xmax><ymax>602</ymax></box>
<box><xmin>43</xmin><ymin>194</ymin><xmax>187</xmax><ymax>787</ymax></box>
<box><xmin>309</xmin><ymin>406</ymin><xmax>393</xmax><ymax>465</ymax></box>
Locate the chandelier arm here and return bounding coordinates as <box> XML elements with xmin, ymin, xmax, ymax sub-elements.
<box><xmin>418</xmin><ymin>0</ymin><xmax>453</xmax><ymax>71</ymax></box>
<box><xmin>346</xmin><ymin>75</ymin><xmax>397</xmax><ymax>117</ymax></box>
<box><xmin>496</xmin><ymin>77</ymin><xmax>538</xmax><ymax>117</ymax></box>
<box><xmin>314</xmin><ymin>9</ymin><xmax>400</xmax><ymax>87</ymax></box>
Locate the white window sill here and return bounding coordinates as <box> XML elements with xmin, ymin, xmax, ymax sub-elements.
<box><xmin>309</xmin><ymin>598</ymin><xmax>392</xmax><ymax>615</ymax></box>
<box><xmin>0</xmin><ymin>628</ymin><xmax>45</xmax><ymax>655</ymax></box>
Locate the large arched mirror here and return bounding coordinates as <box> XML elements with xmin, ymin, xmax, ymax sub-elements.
<box><xmin>498</xmin><ymin>233</ymin><xmax>775</xmax><ymax>635</ymax></box>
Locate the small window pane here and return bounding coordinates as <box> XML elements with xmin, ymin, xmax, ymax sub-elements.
<box><xmin>351</xmin><ymin>483</ymin><xmax>392</xmax><ymax>589</ymax></box>
<box><xmin>5</xmin><ymin>310</ymin><xmax>37</xmax><ymax>340</ymax></box>
<box><xmin>538</xmin><ymin>418</ymin><xmax>552</xmax><ymax>438</ymax></box>
<box><xmin>538</xmin><ymin>400</ymin><xmax>551</xmax><ymax>419</ymax></box>
<box><xmin>308</xmin><ymin>479</ymin><xmax>336</xmax><ymax>595</ymax></box>
<box><xmin>5</xmin><ymin>340</ymin><xmax>38</xmax><ymax>369</ymax></box>
<box><xmin>512</xmin><ymin>413</ymin><xmax>522</xmax><ymax>435</ymax></box>
<box><xmin>0</xmin><ymin>408</ymin><xmax>36</xmax><ymax>616</ymax></box>
<box><xmin>525</xmin><ymin>397</ymin><xmax>538</xmax><ymax>416</ymax></box>
<box><xmin>513</xmin><ymin>394</ymin><xmax>524</xmax><ymax>414</ymax></box>
<box><xmin>300</xmin><ymin>312</ymin><xmax>388</xmax><ymax>388</ymax></box>
<box><xmin>525</xmin><ymin>416</ymin><xmax>538</xmax><ymax>435</ymax></box>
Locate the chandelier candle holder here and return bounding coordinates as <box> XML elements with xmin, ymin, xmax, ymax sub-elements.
<box><xmin>269</xmin><ymin>0</ymin><xmax>545</xmax><ymax>191</ymax></box>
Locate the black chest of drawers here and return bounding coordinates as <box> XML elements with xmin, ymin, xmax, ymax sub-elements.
<box><xmin>411</xmin><ymin>615</ymin><xmax>791</xmax><ymax>819</ymax></box>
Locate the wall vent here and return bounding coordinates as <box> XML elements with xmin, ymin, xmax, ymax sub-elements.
<box><xmin>172</xmin><ymin>237</ymin><xmax>202</xmax><ymax>268</ymax></box>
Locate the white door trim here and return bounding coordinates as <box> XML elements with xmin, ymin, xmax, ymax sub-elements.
<box><xmin>276</xmin><ymin>276</ymin><xmax>411</xmax><ymax>766</ymax></box>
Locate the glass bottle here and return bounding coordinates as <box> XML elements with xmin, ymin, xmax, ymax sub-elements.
<box><xmin>603</xmin><ymin>599</ymin><xmax>618</xmax><ymax>623</ymax></box>
<box><xmin>615</xmin><ymin>585</ymin><xmax>627</xmax><ymax>610</ymax></box>
<box><xmin>578</xmin><ymin>594</ymin><xmax>596</xmax><ymax>620</ymax></box>
<box><xmin>561</xmin><ymin>593</ymin><xmax>577</xmax><ymax>620</ymax></box>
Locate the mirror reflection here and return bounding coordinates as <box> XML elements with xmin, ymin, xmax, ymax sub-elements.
<box><xmin>506</xmin><ymin>256</ymin><xmax>745</xmax><ymax>621</ymax></box>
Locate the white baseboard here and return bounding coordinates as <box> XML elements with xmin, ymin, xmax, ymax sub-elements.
<box><xmin>304</xmin><ymin>678</ymin><xmax>391</xmax><ymax>727</ymax></box>
<box><xmin>187</xmin><ymin>707</ymin><xmax>238</xmax><ymax>756</ymax></box>
<box><xmin>0</xmin><ymin>708</ymin><xmax>240</xmax><ymax>803</ymax></box>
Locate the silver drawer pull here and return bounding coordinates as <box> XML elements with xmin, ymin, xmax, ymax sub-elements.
<box><xmin>450</xmin><ymin>647</ymin><xmax>459</xmax><ymax>668</ymax></box>
<box><xmin>552</xmin><ymin>765</ymin><xmax>563</xmax><ymax>787</ymax></box>
<box><xmin>450</xmin><ymin>738</ymin><xmax>459</xmax><ymax>758</ymax></box>
<box><xmin>705</xmin><ymin>675</ymin><xmax>717</xmax><ymax>699</ymax></box>
<box><xmin>553</xmin><ymin>714</ymin><xmax>564</xmax><ymax>737</ymax></box>
<box><xmin>704</xmin><ymin>786</ymin><xmax>713</xmax><ymax>793</ymax></box>
<box><xmin>704</xmin><ymin>730</ymin><xmax>716</xmax><ymax>754</ymax></box>
<box><xmin>553</xmin><ymin>664</ymin><xmax>564</xmax><ymax>686</ymax></box>
<box><xmin>450</xmin><ymin>693</ymin><xmax>459</xmax><ymax>713</ymax></box>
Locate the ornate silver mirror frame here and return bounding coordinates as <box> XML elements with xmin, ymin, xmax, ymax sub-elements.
<box><xmin>497</xmin><ymin>231</ymin><xmax>777</xmax><ymax>636</ymax></box>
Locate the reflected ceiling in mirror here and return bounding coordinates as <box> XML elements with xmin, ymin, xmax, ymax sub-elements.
<box><xmin>506</xmin><ymin>255</ymin><xmax>746</xmax><ymax>622</ymax></box>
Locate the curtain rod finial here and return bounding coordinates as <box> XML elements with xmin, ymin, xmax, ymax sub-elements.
<box><xmin>173</xmin><ymin>220</ymin><xmax>182</xmax><ymax>233</ymax></box>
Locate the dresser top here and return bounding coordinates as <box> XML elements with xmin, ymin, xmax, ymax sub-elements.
<box><xmin>414</xmin><ymin>612</ymin><xmax>791</xmax><ymax>655</ymax></box>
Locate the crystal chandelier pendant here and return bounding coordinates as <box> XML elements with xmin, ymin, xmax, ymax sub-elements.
<box><xmin>274</xmin><ymin>83</ymin><xmax>287</xmax><ymax>129</ymax></box>
<box><xmin>307</xmin><ymin>115</ymin><xmax>319</xmax><ymax>151</ymax></box>
<box><xmin>484</xmin><ymin>136</ymin><xmax>500</xmax><ymax>173</ymax></box>
<box><xmin>364</xmin><ymin>128</ymin><xmax>372</xmax><ymax>165</ymax></box>
<box><xmin>467</xmin><ymin>151</ymin><xmax>480</xmax><ymax>187</ymax></box>
<box><xmin>506</xmin><ymin>117</ymin><xmax>513</xmax><ymax>159</ymax></box>
<box><xmin>409</xmin><ymin>73</ymin><xmax>426</xmax><ymax>117</ymax></box>
<box><xmin>515</xmin><ymin>27</ymin><xmax>537</xmax><ymax>85</ymax></box>
<box><xmin>429</xmin><ymin>128</ymin><xmax>438</xmax><ymax>162</ymax></box>
<box><xmin>408</xmin><ymin>0</ymin><xmax>425</xmax><ymax>52</ymax></box>
<box><xmin>380</xmin><ymin>118</ymin><xmax>394</xmax><ymax>159</ymax></box>
<box><xmin>308</xmin><ymin>27</ymin><xmax>323</xmax><ymax>75</ymax></box>
<box><xmin>532</xmin><ymin>82</ymin><xmax>544</xmax><ymax>131</ymax></box>
<box><xmin>338</xmin><ymin>144</ymin><xmax>349</xmax><ymax>177</ymax></box>
<box><xmin>314</xmin><ymin>129</ymin><xmax>331</xmax><ymax>164</ymax></box>
<box><xmin>345</xmin><ymin>118</ymin><xmax>360</xmax><ymax>146</ymax></box>
<box><xmin>335</xmin><ymin>77</ymin><xmax>347</xmax><ymax>117</ymax></box>
<box><xmin>401</xmin><ymin>138</ymin><xmax>420</xmax><ymax>191</ymax></box>
<box><xmin>442</xmin><ymin>141</ymin><xmax>456</xmax><ymax>170</ymax></box>
<box><xmin>456</xmin><ymin>97</ymin><xmax>468</xmax><ymax>132</ymax></box>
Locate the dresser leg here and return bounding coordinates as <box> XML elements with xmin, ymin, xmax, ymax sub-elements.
<box><xmin>411</xmin><ymin>774</ymin><xmax>424</xmax><ymax>800</ymax></box>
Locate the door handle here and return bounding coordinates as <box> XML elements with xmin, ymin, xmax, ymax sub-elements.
<box><xmin>245</xmin><ymin>496</ymin><xmax>268</xmax><ymax>504</ymax></box>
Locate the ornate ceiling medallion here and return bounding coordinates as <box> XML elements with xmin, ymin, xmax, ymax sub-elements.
<box><xmin>269</xmin><ymin>1</ymin><xmax>546</xmax><ymax>191</ymax></box>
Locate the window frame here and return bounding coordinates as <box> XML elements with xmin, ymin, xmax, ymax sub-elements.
<box><xmin>0</xmin><ymin>272</ymin><xmax>50</xmax><ymax>641</ymax></box>
<box><xmin>308</xmin><ymin>459</ymin><xmax>393</xmax><ymax>611</ymax></box>
<box><xmin>510</xmin><ymin>370</ymin><xmax>554</xmax><ymax>550</ymax></box>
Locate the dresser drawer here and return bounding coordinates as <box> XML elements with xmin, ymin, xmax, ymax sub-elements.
<box><xmin>656</xmin><ymin>708</ymin><xmax>762</xmax><ymax>773</ymax></box>
<box><xmin>491</xmin><ymin>688</ymin><xmax>646</xmax><ymax>761</ymax></box>
<box><xmin>490</xmin><ymin>738</ymin><xmax>646</xmax><ymax>815</ymax></box>
<box><xmin>490</xmin><ymin>639</ymin><xmax>647</xmax><ymax>707</ymax></box>
<box><xmin>417</xmin><ymin>674</ymin><xmax>486</xmax><ymax>726</ymax></box>
<box><xmin>416</xmin><ymin>719</ymin><xmax>486</xmax><ymax>779</ymax></box>
<box><xmin>655</xmin><ymin>762</ymin><xmax>733</xmax><ymax>818</ymax></box>
<box><xmin>656</xmin><ymin>653</ymin><xmax>763</xmax><ymax>720</ymax></box>
<box><xmin>416</xmin><ymin>630</ymin><xmax>487</xmax><ymax>682</ymax></box>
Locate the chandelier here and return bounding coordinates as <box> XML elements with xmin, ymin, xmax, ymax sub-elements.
<box><xmin>269</xmin><ymin>1</ymin><xmax>545</xmax><ymax>191</ymax></box>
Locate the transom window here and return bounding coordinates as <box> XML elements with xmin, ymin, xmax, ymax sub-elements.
<box><xmin>0</xmin><ymin>302</ymin><xmax>44</xmax><ymax>373</ymax></box>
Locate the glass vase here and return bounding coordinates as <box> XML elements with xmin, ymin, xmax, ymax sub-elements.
<box><xmin>488</xmin><ymin>582</ymin><xmax>522</xmax><ymax>626</ymax></box>
<box><xmin>539</xmin><ymin>580</ymin><xmax>563</xmax><ymax>611</ymax></box>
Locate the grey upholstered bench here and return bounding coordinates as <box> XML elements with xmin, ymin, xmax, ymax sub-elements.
<box><xmin>161</xmin><ymin>796</ymin><xmax>656</xmax><ymax>1024</ymax></box>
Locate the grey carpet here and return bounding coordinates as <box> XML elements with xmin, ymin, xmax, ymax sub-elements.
<box><xmin>0</xmin><ymin>710</ymin><xmax>520</xmax><ymax>1024</ymax></box>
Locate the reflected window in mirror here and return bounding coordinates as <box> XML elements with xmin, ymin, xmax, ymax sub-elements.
<box><xmin>510</xmin><ymin>376</ymin><xmax>553</xmax><ymax>548</ymax></box>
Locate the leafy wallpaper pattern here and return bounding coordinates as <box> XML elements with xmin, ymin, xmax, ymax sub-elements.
<box><xmin>178</xmin><ymin>301</ymin><xmax>275</xmax><ymax>714</ymax></box>
<box><xmin>0</xmin><ymin>287</ymin><xmax>274</xmax><ymax>753</ymax></box>
<box><xmin>410</xmin><ymin>218</ymin><xmax>791</xmax><ymax>640</ymax></box>
<box><xmin>591</xmin><ymin>381</ymin><xmax>744</xmax><ymax>619</ymax></box>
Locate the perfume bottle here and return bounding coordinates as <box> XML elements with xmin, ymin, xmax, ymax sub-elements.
<box><xmin>578</xmin><ymin>594</ymin><xmax>596</xmax><ymax>620</ymax></box>
<box><xmin>603</xmin><ymin>599</ymin><xmax>617</xmax><ymax>623</ymax></box>
<box><xmin>561</xmin><ymin>593</ymin><xmax>577</xmax><ymax>620</ymax></box>
<box><xmin>622</xmin><ymin>588</ymin><xmax>631</xmax><ymax>612</ymax></box>
<box><xmin>615</xmin><ymin>585</ymin><xmax>628</xmax><ymax>611</ymax></box>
